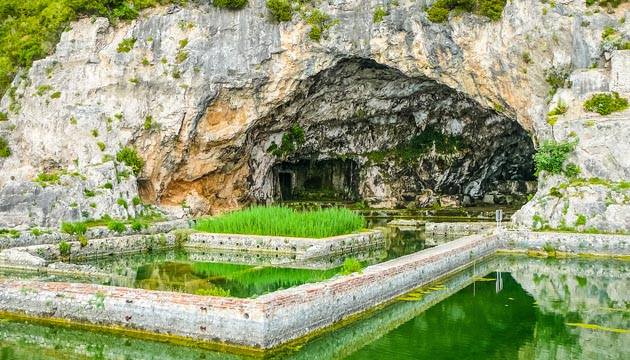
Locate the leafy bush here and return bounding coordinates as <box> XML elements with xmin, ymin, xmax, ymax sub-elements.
<box><xmin>61</xmin><ymin>221</ymin><xmax>87</xmax><ymax>235</ymax></box>
<box><xmin>303</xmin><ymin>9</ymin><xmax>336</xmax><ymax>41</ymax></box>
<box><xmin>58</xmin><ymin>241</ymin><xmax>71</xmax><ymax>257</ymax></box>
<box><xmin>583</xmin><ymin>92</ymin><xmax>628</xmax><ymax>115</ymax></box>
<box><xmin>213</xmin><ymin>0</ymin><xmax>248</xmax><ymax>9</ymax></box>
<box><xmin>575</xmin><ymin>214</ymin><xmax>587</xmax><ymax>227</ymax></box>
<box><xmin>340</xmin><ymin>257</ymin><xmax>364</xmax><ymax>275</ymax></box>
<box><xmin>546</xmin><ymin>100</ymin><xmax>568</xmax><ymax>126</ymax></box>
<box><xmin>117</xmin><ymin>37</ymin><xmax>136</xmax><ymax>53</ymax></box>
<box><xmin>107</xmin><ymin>220</ymin><xmax>127</xmax><ymax>233</ymax></box>
<box><xmin>131</xmin><ymin>220</ymin><xmax>145</xmax><ymax>232</ymax></box>
<box><xmin>116</xmin><ymin>147</ymin><xmax>144</xmax><ymax>175</ymax></box>
<box><xmin>78</xmin><ymin>235</ymin><xmax>88</xmax><ymax>247</ymax></box>
<box><xmin>0</xmin><ymin>137</ymin><xmax>10</xmax><ymax>158</ymax></box>
<box><xmin>117</xmin><ymin>198</ymin><xmax>128</xmax><ymax>208</ymax></box>
<box><xmin>34</xmin><ymin>172</ymin><xmax>61</xmax><ymax>187</ymax></box>
<box><xmin>0</xmin><ymin>111</ymin><xmax>8</xmax><ymax>121</ymax></box>
<box><xmin>426</xmin><ymin>0</ymin><xmax>505</xmax><ymax>23</ymax></box>
<box><xmin>564</xmin><ymin>163</ymin><xmax>581</xmax><ymax>178</ymax></box>
<box><xmin>267</xmin><ymin>124</ymin><xmax>305</xmax><ymax>157</ymax></box>
<box><xmin>195</xmin><ymin>206</ymin><xmax>365</xmax><ymax>238</ymax></box>
<box><xmin>533</xmin><ymin>140</ymin><xmax>576</xmax><ymax>176</ymax></box>
<box><xmin>373</xmin><ymin>6</ymin><xmax>388</xmax><ymax>23</ymax></box>
<box><xmin>266</xmin><ymin>0</ymin><xmax>293</xmax><ymax>22</ymax></box>
<box><xmin>544</xmin><ymin>65</ymin><xmax>571</xmax><ymax>97</ymax></box>
<box><xmin>132</xmin><ymin>196</ymin><xmax>142</xmax><ymax>206</ymax></box>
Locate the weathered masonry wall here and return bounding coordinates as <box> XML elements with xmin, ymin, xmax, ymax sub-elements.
<box><xmin>425</xmin><ymin>222</ymin><xmax>496</xmax><ymax>236</ymax></box>
<box><xmin>499</xmin><ymin>230</ymin><xmax>630</xmax><ymax>256</ymax></box>
<box><xmin>0</xmin><ymin>280</ymin><xmax>268</xmax><ymax>349</ymax></box>
<box><xmin>0</xmin><ymin>219</ymin><xmax>189</xmax><ymax>250</ymax></box>
<box><xmin>188</xmin><ymin>230</ymin><xmax>384</xmax><ymax>260</ymax></box>
<box><xmin>257</xmin><ymin>233</ymin><xmax>500</xmax><ymax>348</ymax></box>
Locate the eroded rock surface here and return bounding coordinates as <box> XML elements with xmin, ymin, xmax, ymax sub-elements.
<box><xmin>0</xmin><ymin>0</ymin><xmax>628</xmax><ymax>228</ymax></box>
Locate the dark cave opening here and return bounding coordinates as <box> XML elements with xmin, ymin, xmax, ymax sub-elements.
<box><xmin>255</xmin><ymin>58</ymin><xmax>536</xmax><ymax>208</ymax></box>
<box><xmin>272</xmin><ymin>159</ymin><xmax>359</xmax><ymax>202</ymax></box>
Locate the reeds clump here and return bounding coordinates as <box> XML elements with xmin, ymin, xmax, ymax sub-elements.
<box><xmin>194</xmin><ymin>206</ymin><xmax>365</xmax><ymax>238</ymax></box>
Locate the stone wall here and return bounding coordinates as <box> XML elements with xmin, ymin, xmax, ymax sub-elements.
<box><xmin>188</xmin><ymin>230</ymin><xmax>384</xmax><ymax>260</ymax></box>
<box><xmin>499</xmin><ymin>230</ymin><xmax>630</xmax><ymax>256</ymax></box>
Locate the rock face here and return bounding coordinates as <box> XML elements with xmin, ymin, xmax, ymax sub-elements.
<box><xmin>0</xmin><ymin>0</ymin><xmax>628</xmax><ymax>228</ymax></box>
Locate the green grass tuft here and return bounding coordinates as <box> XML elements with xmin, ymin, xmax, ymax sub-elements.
<box><xmin>194</xmin><ymin>206</ymin><xmax>365</xmax><ymax>238</ymax></box>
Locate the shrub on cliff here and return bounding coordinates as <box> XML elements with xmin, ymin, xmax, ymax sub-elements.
<box><xmin>426</xmin><ymin>0</ymin><xmax>506</xmax><ymax>23</ymax></box>
<box><xmin>116</xmin><ymin>147</ymin><xmax>144</xmax><ymax>175</ymax></box>
<box><xmin>533</xmin><ymin>140</ymin><xmax>577</xmax><ymax>176</ymax></box>
<box><xmin>583</xmin><ymin>92</ymin><xmax>629</xmax><ymax>115</ymax></box>
<box><xmin>0</xmin><ymin>137</ymin><xmax>10</xmax><ymax>158</ymax></box>
<box><xmin>266</xmin><ymin>0</ymin><xmax>293</xmax><ymax>22</ymax></box>
<box><xmin>213</xmin><ymin>0</ymin><xmax>248</xmax><ymax>10</ymax></box>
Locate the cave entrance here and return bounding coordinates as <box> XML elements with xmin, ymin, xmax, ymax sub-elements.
<box><xmin>273</xmin><ymin>159</ymin><xmax>359</xmax><ymax>202</ymax></box>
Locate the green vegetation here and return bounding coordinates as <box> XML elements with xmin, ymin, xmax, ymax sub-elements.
<box><xmin>116</xmin><ymin>37</ymin><xmax>136</xmax><ymax>53</ymax></box>
<box><xmin>546</xmin><ymin>100</ymin><xmax>568</xmax><ymax>126</ymax></box>
<box><xmin>373</xmin><ymin>6</ymin><xmax>388</xmax><ymax>23</ymax></box>
<box><xmin>107</xmin><ymin>220</ymin><xmax>127</xmax><ymax>233</ymax></box>
<box><xmin>544</xmin><ymin>65</ymin><xmax>571</xmax><ymax>97</ymax></box>
<box><xmin>365</xmin><ymin>127</ymin><xmax>464</xmax><ymax>164</ymax></box>
<box><xmin>96</xmin><ymin>141</ymin><xmax>106</xmax><ymax>151</ymax></box>
<box><xmin>266</xmin><ymin>0</ymin><xmax>293</xmax><ymax>22</ymax></box>
<box><xmin>303</xmin><ymin>8</ymin><xmax>337</xmax><ymax>41</ymax></box>
<box><xmin>601</xmin><ymin>26</ymin><xmax>630</xmax><ymax>51</ymax></box>
<box><xmin>34</xmin><ymin>171</ymin><xmax>61</xmax><ymax>187</ymax></box>
<box><xmin>50</xmin><ymin>91</ymin><xmax>61</xmax><ymax>99</ymax></box>
<box><xmin>132</xmin><ymin>196</ymin><xmax>142</xmax><ymax>206</ymax></box>
<box><xmin>83</xmin><ymin>188</ymin><xmax>96</xmax><ymax>197</ymax></box>
<box><xmin>116</xmin><ymin>147</ymin><xmax>144</xmax><ymax>175</ymax></box>
<box><xmin>583</xmin><ymin>92</ymin><xmax>628</xmax><ymax>115</ymax></box>
<box><xmin>558</xmin><ymin>177</ymin><xmax>630</xmax><ymax>192</ymax></box>
<box><xmin>58</xmin><ymin>241</ymin><xmax>71</xmax><ymax>257</ymax></box>
<box><xmin>61</xmin><ymin>221</ymin><xmax>87</xmax><ymax>236</ymax></box>
<box><xmin>340</xmin><ymin>257</ymin><xmax>364</xmax><ymax>275</ymax></box>
<box><xmin>267</xmin><ymin>124</ymin><xmax>305</xmax><ymax>157</ymax></box>
<box><xmin>194</xmin><ymin>206</ymin><xmax>365</xmax><ymax>238</ymax></box>
<box><xmin>533</xmin><ymin>140</ymin><xmax>576</xmax><ymax>176</ymax></box>
<box><xmin>213</xmin><ymin>0</ymin><xmax>248</xmax><ymax>10</ymax></box>
<box><xmin>195</xmin><ymin>287</ymin><xmax>231</xmax><ymax>297</ymax></box>
<box><xmin>78</xmin><ymin>235</ymin><xmax>88</xmax><ymax>247</ymax></box>
<box><xmin>0</xmin><ymin>111</ymin><xmax>7</xmax><ymax>121</ymax></box>
<box><xmin>575</xmin><ymin>214</ymin><xmax>587</xmax><ymax>227</ymax></box>
<box><xmin>117</xmin><ymin>198</ymin><xmax>128</xmax><ymax>209</ymax></box>
<box><xmin>0</xmin><ymin>1</ymin><xmax>186</xmax><ymax>95</ymax></box>
<box><xmin>0</xmin><ymin>137</ymin><xmax>10</xmax><ymax>158</ymax></box>
<box><xmin>0</xmin><ymin>228</ymin><xmax>20</xmax><ymax>238</ymax></box>
<box><xmin>586</xmin><ymin>0</ymin><xmax>626</xmax><ymax>7</ymax></box>
<box><xmin>426</xmin><ymin>0</ymin><xmax>507</xmax><ymax>23</ymax></box>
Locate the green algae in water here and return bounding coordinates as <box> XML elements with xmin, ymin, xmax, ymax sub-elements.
<box><xmin>80</xmin><ymin>249</ymin><xmax>341</xmax><ymax>298</ymax></box>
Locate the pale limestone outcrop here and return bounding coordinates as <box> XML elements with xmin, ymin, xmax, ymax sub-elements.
<box><xmin>0</xmin><ymin>1</ymin><xmax>627</xmax><ymax>228</ymax></box>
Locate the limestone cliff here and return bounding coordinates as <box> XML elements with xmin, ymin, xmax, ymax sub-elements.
<box><xmin>0</xmin><ymin>0</ymin><xmax>628</xmax><ymax>230</ymax></box>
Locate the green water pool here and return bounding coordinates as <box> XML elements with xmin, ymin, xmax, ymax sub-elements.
<box><xmin>0</xmin><ymin>256</ymin><xmax>627</xmax><ymax>359</ymax></box>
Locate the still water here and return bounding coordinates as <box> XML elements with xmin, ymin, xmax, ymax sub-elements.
<box><xmin>0</xmin><ymin>256</ymin><xmax>628</xmax><ymax>359</ymax></box>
